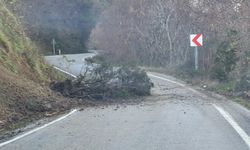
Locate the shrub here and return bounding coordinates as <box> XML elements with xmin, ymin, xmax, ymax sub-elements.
<box><xmin>236</xmin><ymin>70</ymin><xmax>250</xmax><ymax>92</ymax></box>
<box><xmin>235</xmin><ymin>50</ymin><xmax>250</xmax><ymax>92</ymax></box>
<box><xmin>212</xmin><ymin>29</ymin><xmax>238</xmax><ymax>81</ymax></box>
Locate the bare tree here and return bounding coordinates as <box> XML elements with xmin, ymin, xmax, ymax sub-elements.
<box><xmin>89</xmin><ymin>0</ymin><xmax>250</xmax><ymax>75</ymax></box>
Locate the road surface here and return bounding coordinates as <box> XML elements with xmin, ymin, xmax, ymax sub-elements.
<box><xmin>0</xmin><ymin>53</ymin><xmax>250</xmax><ymax>150</ymax></box>
<box><xmin>44</xmin><ymin>53</ymin><xmax>96</xmax><ymax>76</ymax></box>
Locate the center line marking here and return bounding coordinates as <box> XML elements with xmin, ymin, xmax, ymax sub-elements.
<box><xmin>149</xmin><ymin>73</ymin><xmax>250</xmax><ymax>149</ymax></box>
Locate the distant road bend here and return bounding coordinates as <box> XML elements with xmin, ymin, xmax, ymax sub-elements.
<box><xmin>0</xmin><ymin>53</ymin><xmax>250</xmax><ymax>150</ymax></box>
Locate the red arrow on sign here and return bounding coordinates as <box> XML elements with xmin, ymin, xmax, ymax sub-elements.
<box><xmin>192</xmin><ymin>34</ymin><xmax>202</xmax><ymax>46</ymax></box>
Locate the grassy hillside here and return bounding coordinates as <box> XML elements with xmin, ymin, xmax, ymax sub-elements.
<box><xmin>0</xmin><ymin>1</ymin><xmax>48</xmax><ymax>80</ymax></box>
<box><xmin>0</xmin><ymin>1</ymin><xmax>72</xmax><ymax>133</ymax></box>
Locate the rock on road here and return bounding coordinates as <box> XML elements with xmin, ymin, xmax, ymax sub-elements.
<box><xmin>0</xmin><ymin>53</ymin><xmax>250</xmax><ymax>150</ymax></box>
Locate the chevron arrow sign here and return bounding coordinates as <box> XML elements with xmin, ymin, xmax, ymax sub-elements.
<box><xmin>190</xmin><ymin>34</ymin><xmax>203</xmax><ymax>47</ymax></box>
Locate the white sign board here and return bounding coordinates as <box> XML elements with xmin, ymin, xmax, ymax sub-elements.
<box><xmin>190</xmin><ymin>34</ymin><xmax>203</xmax><ymax>47</ymax></box>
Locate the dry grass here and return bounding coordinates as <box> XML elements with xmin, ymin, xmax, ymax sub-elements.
<box><xmin>0</xmin><ymin>65</ymin><xmax>76</xmax><ymax>131</ymax></box>
<box><xmin>0</xmin><ymin>2</ymin><xmax>76</xmax><ymax>132</ymax></box>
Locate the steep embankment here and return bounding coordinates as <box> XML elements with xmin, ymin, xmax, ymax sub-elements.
<box><xmin>0</xmin><ymin>1</ymin><xmax>72</xmax><ymax>133</ymax></box>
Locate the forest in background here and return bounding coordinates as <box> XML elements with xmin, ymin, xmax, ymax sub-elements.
<box><xmin>90</xmin><ymin>0</ymin><xmax>250</xmax><ymax>99</ymax></box>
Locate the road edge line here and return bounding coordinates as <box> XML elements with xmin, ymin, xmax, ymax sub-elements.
<box><xmin>148</xmin><ymin>73</ymin><xmax>208</xmax><ymax>98</ymax></box>
<box><xmin>148</xmin><ymin>73</ymin><xmax>250</xmax><ymax>149</ymax></box>
<box><xmin>148</xmin><ymin>73</ymin><xmax>186</xmax><ymax>87</ymax></box>
<box><xmin>0</xmin><ymin>109</ymin><xmax>78</xmax><ymax>148</ymax></box>
<box><xmin>53</xmin><ymin>66</ymin><xmax>77</xmax><ymax>78</ymax></box>
<box><xmin>213</xmin><ymin>104</ymin><xmax>250</xmax><ymax>149</ymax></box>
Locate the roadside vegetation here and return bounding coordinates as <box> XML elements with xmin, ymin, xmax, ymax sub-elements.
<box><xmin>0</xmin><ymin>1</ymin><xmax>79</xmax><ymax>136</ymax></box>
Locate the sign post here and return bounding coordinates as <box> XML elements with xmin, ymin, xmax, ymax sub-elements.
<box><xmin>190</xmin><ymin>34</ymin><xmax>203</xmax><ymax>70</ymax></box>
<box><xmin>195</xmin><ymin>46</ymin><xmax>198</xmax><ymax>70</ymax></box>
<box><xmin>52</xmin><ymin>38</ymin><xmax>56</xmax><ymax>55</ymax></box>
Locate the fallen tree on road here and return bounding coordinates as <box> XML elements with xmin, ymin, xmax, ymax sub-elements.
<box><xmin>50</xmin><ymin>63</ymin><xmax>153</xmax><ymax>100</ymax></box>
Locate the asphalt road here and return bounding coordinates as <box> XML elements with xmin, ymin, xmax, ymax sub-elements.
<box><xmin>44</xmin><ymin>53</ymin><xmax>96</xmax><ymax>76</ymax></box>
<box><xmin>0</xmin><ymin>53</ymin><xmax>249</xmax><ymax>150</ymax></box>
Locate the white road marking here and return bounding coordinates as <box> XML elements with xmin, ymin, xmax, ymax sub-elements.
<box><xmin>148</xmin><ymin>73</ymin><xmax>208</xmax><ymax>98</ymax></box>
<box><xmin>148</xmin><ymin>73</ymin><xmax>186</xmax><ymax>87</ymax></box>
<box><xmin>149</xmin><ymin>73</ymin><xmax>250</xmax><ymax>149</ymax></box>
<box><xmin>213</xmin><ymin>104</ymin><xmax>250</xmax><ymax>149</ymax></box>
<box><xmin>1</xmin><ymin>71</ymin><xmax>249</xmax><ymax>148</ymax></box>
<box><xmin>0</xmin><ymin>109</ymin><xmax>78</xmax><ymax>148</ymax></box>
<box><xmin>0</xmin><ymin>64</ymin><xmax>81</xmax><ymax>147</ymax></box>
<box><xmin>53</xmin><ymin>66</ymin><xmax>77</xmax><ymax>78</ymax></box>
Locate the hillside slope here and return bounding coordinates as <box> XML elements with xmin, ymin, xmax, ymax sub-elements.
<box><xmin>0</xmin><ymin>1</ymin><xmax>72</xmax><ymax>133</ymax></box>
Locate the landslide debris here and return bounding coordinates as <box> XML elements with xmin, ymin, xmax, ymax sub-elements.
<box><xmin>51</xmin><ymin>63</ymin><xmax>153</xmax><ymax>100</ymax></box>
